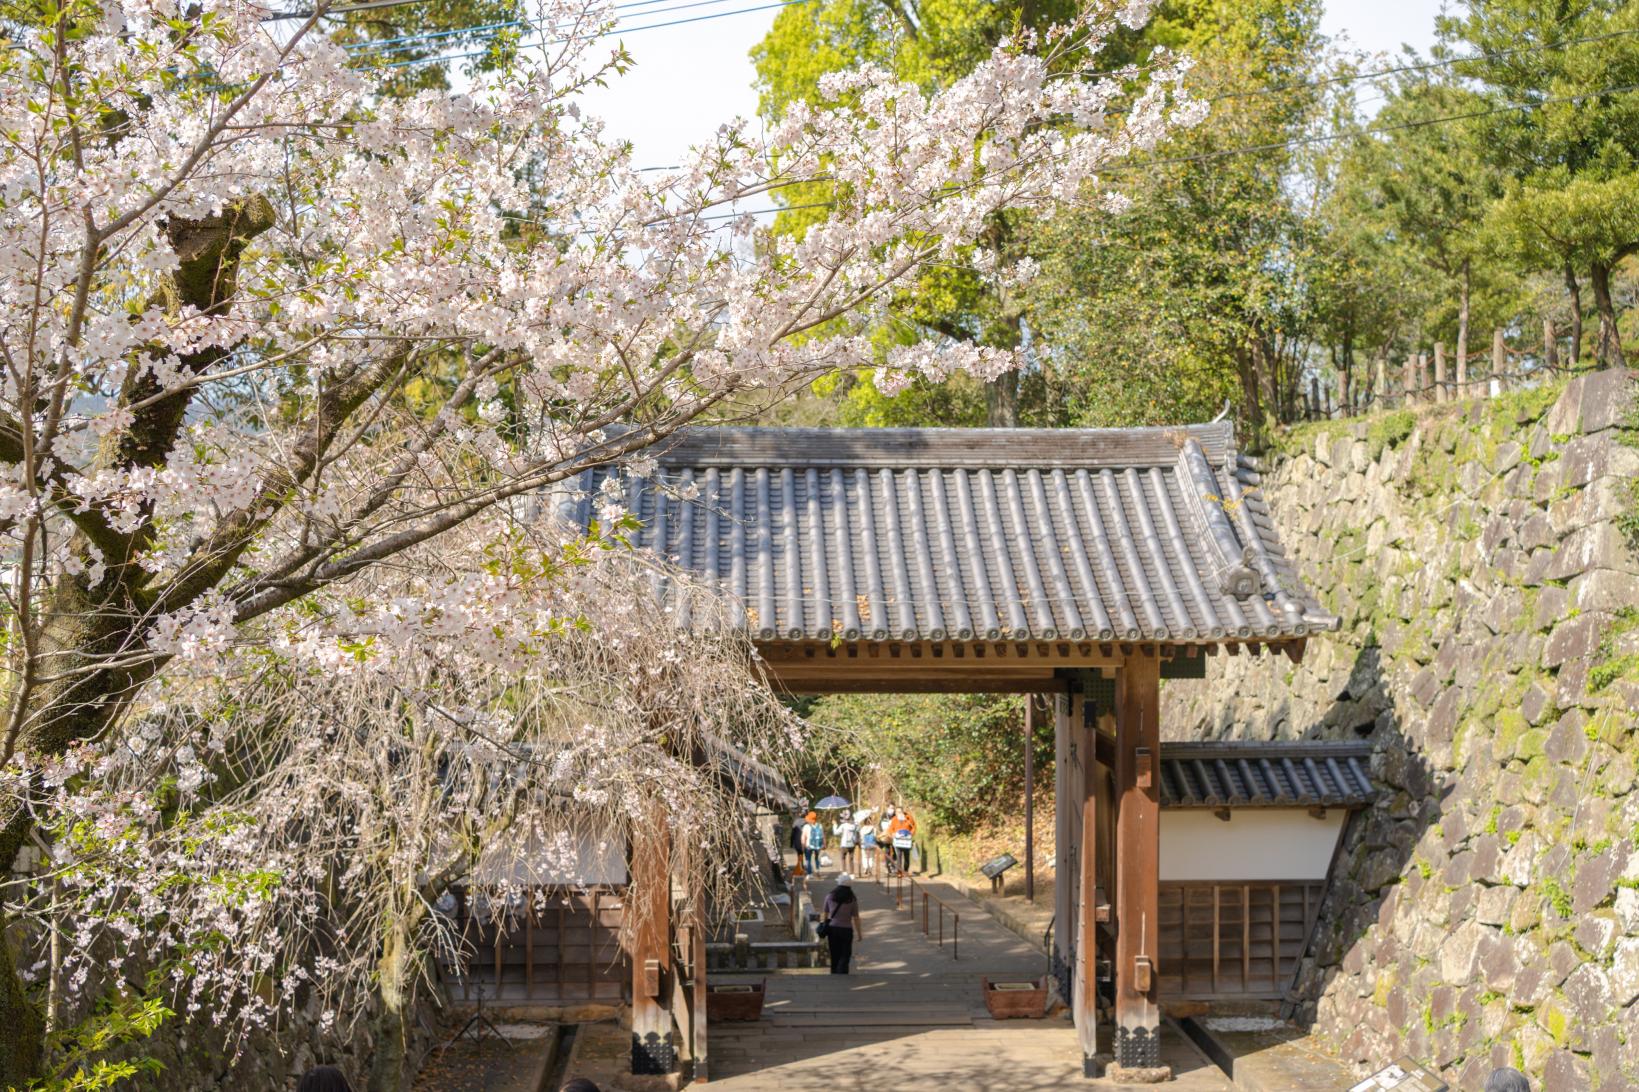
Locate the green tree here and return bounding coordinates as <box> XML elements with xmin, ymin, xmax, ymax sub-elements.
<box><xmin>753</xmin><ymin>0</ymin><xmax>1330</xmax><ymax>435</ymax></box>
<box><xmin>802</xmin><ymin>692</ymin><xmax>1047</xmax><ymax>834</ymax></box>
<box><xmin>1441</xmin><ymin>0</ymin><xmax>1639</xmax><ymax>367</ymax></box>
<box><xmin>752</xmin><ymin>0</ymin><xmax>1081</xmax><ymax>426</ymax></box>
<box><xmin>1347</xmin><ymin>74</ymin><xmax>1508</xmax><ymax>391</ymax></box>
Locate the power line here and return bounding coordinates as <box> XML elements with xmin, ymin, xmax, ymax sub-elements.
<box><xmin>375</xmin><ymin>0</ymin><xmax>811</xmax><ymax>68</ymax></box>
<box><xmin>1108</xmin><ymin>77</ymin><xmax>1639</xmax><ymax>174</ymax></box>
<box><xmin>1207</xmin><ymin>25</ymin><xmax>1639</xmax><ymax>106</ymax></box>
<box><xmin>342</xmin><ymin>0</ymin><xmax>759</xmax><ymax>55</ymax></box>
<box><xmin>657</xmin><ymin>76</ymin><xmax>1639</xmax><ymax>229</ymax></box>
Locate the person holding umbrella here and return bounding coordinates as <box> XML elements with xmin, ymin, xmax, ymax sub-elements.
<box><xmin>834</xmin><ymin>811</ymin><xmax>860</xmax><ymax>875</ymax></box>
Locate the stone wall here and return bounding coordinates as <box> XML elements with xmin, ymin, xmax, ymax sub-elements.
<box><xmin>1162</xmin><ymin>371</ymin><xmax>1639</xmax><ymax>1090</ymax></box>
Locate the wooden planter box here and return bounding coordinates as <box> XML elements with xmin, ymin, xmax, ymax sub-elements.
<box><xmin>707</xmin><ymin>980</ymin><xmax>766</xmax><ymax>1022</ymax></box>
<box><xmin>981</xmin><ymin>977</ymin><xmax>1047</xmax><ymax>1020</ymax></box>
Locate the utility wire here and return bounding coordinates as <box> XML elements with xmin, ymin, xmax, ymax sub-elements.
<box><xmin>1206</xmin><ymin>25</ymin><xmax>1639</xmax><ymax>105</ymax></box>
<box><xmin>374</xmin><ymin>0</ymin><xmax>811</xmax><ymax>68</ymax></box>
<box><xmin>342</xmin><ymin>0</ymin><xmax>759</xmax><ymax>54</ymax></box>
<box><xmin>650</xmin><ymin>76</ymin><xmax>1639</xmax><ymax>228</ymax></box>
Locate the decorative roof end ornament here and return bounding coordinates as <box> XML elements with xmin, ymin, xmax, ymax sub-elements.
<box><xmin>1175</xmin><ymin>437</ymin><xmax>1264</xmax><ymax>600</ymax></box>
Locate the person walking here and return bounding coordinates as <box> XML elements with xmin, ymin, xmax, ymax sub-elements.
<box><xmin>860</xmin><ymin>822</ymin><xmax>878</xmax><ymax>876</ymax></box>
<box><xmin>835</xmin><ymin>813</ymin><xmax>860</xmax><ymax>874</ymax></box>
<box><xmin>880</xmin><ymin>807</ymin><xmax>898</xmax><ymax>874</ymax></box>
<box><xmin>788</xmin><ymin>811</ymin><xmax>806</xmax><ymax>868</ymax></box>
<box><xmin>822</xmin><ymin>873</ymin><xmax>864</xmax><ymax>974</ymax></box>
<box><xmin>801</xmin><ymin>810</ymin><xmax>825</xmax><ymax>874</ymax></box>
<box><xmin>297</xmin><ymin>1066</ymin><xmax>353</xmax><ymax>1092</ymax></box>
<box><xmin>1484</xmin><ymin>1068</ymin><xmax>1529</xmax><ymax>1092</ymax></box>
<box><xmin>889</xmin><ymin>807</ymin><xmax>916</xmax><ymax>876</ymax></box>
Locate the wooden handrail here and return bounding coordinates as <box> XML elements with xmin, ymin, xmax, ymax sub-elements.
<box><xmin>876</xmin><ymin>868</ymin><xmax>960</xmax><ymax>961</ymax></box>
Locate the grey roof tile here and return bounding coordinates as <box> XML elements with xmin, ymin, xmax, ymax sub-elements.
<box><xmin>1158</xmin><ymin>741</ymin><xmax>1375</xmax><ymax>809</ymax></box>
<box><xmin>561</xmin><ymin>424</ymin><xmax>1338</xmax><ymax>645</ymax></box>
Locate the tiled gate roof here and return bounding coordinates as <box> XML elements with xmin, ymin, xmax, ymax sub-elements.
<box><xmin>560</xmin><ymin>424</ymin><xmax>1337</xmax><ymax>645</ymax></box>
<box><xmin>1158</xmin><ymin>741</ymin><xmax>1375</xmax><ymax>809</ymax></box>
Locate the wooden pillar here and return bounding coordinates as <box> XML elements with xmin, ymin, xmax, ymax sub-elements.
<box><xmin>1112</xmin><ymin>651</ymin><xmax>1165</xmax><ymax>1077</ymax></box>
<box><xmin>630</xmin><ymin>819</ymin><xmax>675</xmax><ymax>1075</ymax></box>
<box><xmin>1433</xmin><ymin>342</ymin><xmax>1447</xmax><ymax>403</ymax></box>
<box><xmin>1053</xmin><ymin>688</ymin><xmax>1087</xmax><ymax>1002</ymax></box>
<box><xmin>1492</xmin><ymin>328</ymin><xmax>1507</xmax><ymax>390</ymax></box>
<box><xmin>1054</xmin><ymin>689</ymin><xmax>1074</xmax><ymax>999</ymax></box>
<box><xmin>1076</xmin><ymin>794</ymin><xmax>1100</xmax><ymax>1074</ymax></box>
<box><xmin>1024</xmin><ymin>697</ymin><xmax>1036</xmax><ymax>902</ymax></box>
<box><xmin>1544</xmin><ymin>317</ymin><xmax>1558</xmax><ymax>370</ymax></box>
<box><xmin>690</xmin><ymin>855</ymin><xmax>708</xmax><ymax>1082</ymax></box>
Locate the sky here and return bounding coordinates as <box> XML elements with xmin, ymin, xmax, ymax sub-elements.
<box><xmin>580</xmin><ymin>0</ymin><xmax>1450</xmax><ymax>170</ymax></box>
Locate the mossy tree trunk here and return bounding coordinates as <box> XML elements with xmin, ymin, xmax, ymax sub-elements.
<box><xmin>367</xmin><ymin>903</ymin><xmax>428</xmax><ymax>1092</ymax></box>
<box><xmin>0</xmin><ymin>199</ymin><xmax>276</xmax><ymax>1089</ymax></box>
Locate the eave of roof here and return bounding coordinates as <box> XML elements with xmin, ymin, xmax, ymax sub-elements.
<box><xmin>1158</xmin><ymin>740</ymin><xmax>1375</xmax><ymax>810</ymax></box>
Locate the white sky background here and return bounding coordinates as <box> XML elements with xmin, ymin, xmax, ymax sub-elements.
<box><xmin>579</xmin><ymin>0</ymin><xmax>1449</xmax><ymax>170</ymax></box>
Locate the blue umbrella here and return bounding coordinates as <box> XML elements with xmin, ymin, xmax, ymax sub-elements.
<box><xmin>814</xmin><ymin>795</ymin><xmax>851</xmax><ymax>810</ymax></box>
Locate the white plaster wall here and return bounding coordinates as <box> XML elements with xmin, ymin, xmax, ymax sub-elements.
<box><xmin>1159</xmin><ymin>808</ymin><xmax>1345</xmax><ymax>882</ymax></box>
<box><xmin>472</xmin><ymin>827</ymin><xmax>629</xmax><ymax>885</ymax></box>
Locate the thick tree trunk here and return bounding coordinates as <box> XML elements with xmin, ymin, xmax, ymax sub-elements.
<box><xmin>985</xmin><ymin>372</ymin><xmax>1019</xmax><ymax>427</ymax></box>
<box><xmin>0</xmin><ymin>921</ymin><xmax>45</xmax><ymax>1084</ymax></box>
<box><xmin>1565</xmin><ymin>263</ymin><xmax>1584</xmax><ymax>366</ymax></box>
<box><xmin>0</xmin><ymin>198</ymin><xmax>276</xmax><ymax>1088</ymax></box>
<box><xmin>367</xmin><ymin>906</ymin><xmax>426</xmax><ymax>1092</ymax></box>
<box><xmin>1456</xmin><ymin>259</ymin><xmax>1470</xmax><ymax>396</ymax></box>
<box><xmin>1235</xmin><ymin>346</ymin><xmax>1262</xmax><ymax>447</ymax></box>
<box><xmin>1589</xmin><ymin>261</ymin><xmax>1627</xmax><ymax>369</ymax></box>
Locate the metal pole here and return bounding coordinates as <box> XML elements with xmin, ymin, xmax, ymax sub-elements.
<box><xmin>1024</xmin><ymin>697</ymin><xmax>1036</xmax><ymax>902</ymax></box>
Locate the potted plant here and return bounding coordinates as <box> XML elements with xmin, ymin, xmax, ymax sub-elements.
<box><xmin>981</xmin><ymin>976</ymin><xmax>1048</xmax><ymax>1019</ymax></box>
<box><xmin>707</xmin><ymin>979</ymin><xmax>766</xmax><ymax>1022</ymax></box>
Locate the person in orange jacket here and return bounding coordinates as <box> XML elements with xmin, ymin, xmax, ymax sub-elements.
<box><xmin>888</xmin><ymin>807</ymin><xmax>916</xmax><ymax>875</ymax></box>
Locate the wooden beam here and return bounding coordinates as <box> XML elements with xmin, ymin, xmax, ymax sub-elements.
<box><xmin>766</xmin><ymin>674</ymin><xmax>1068</xmax><ymax>695</ymax></box>
<box><xmin>1113</xmin><ymin>651</ymin><xmax>1166</xmax><ymax>1075</ymax></box>
<box><xmin>629</xmin><ymin>819</ymin><xmax>674</xmax><ymax>1075</ymax></box>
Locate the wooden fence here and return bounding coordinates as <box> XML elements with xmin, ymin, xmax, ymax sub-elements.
<box><xmin>1304</xmin><ymin>324</ymin><xmax>1592</xmax><ymax>420</ymax></box>
<box><xmin>1156</xmin><ymin>881</ymin><xmax>1324</xmax><ymax>1001</ymax></box>
<box><xmin>436</xmin><ymin>884</ymin><xmax>627</xmax><ymax>1005</ymax></box>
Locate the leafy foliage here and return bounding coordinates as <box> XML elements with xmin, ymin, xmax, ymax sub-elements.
<box><xmin>31</xmin><ymin>987</ymin><xmax>171</xmax><ymax>1092</ymax></box>
<box><xmin>800</xmin><ymin>692</ymin><xmax>1051</xmax><ymax>834</ymax></box>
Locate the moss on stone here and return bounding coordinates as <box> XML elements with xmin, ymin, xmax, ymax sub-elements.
<box><xmin>1495</xmin><ymin>708</ymin><xmax>1530</xmax><ymax>756</ymax></box>
<box><xmin>1491</xmin><ymin>381</ymin><xmax>1568</xmax><ymax>427</ymax></box>
<box><xmin>1588</xmin><ymin>607</ymin><xmax>1639</xmax><ymax>693</ymax></box>
<box><xmin>1366</xmin><ymin>410</ymin><xmax>1417</xmax><ymax>460</ymax></box>
<box><xmin>1373</xmin><ymin>967</ymin><xmax>1399</xmax><ymax>1008</ymax></box>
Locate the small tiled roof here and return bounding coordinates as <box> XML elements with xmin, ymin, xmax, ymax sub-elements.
<box><xmin>1158</xmin><ymin>741</ymin><xmax>1375</xmax><ymax>809</ymax></box>
<box><xmin>698</xmin><ymin>731</ymin><xmax>799</xmax><ymax>811</ymax></box>
<box><xmin>560</xmin><ymin>424</ymin><xmax>1338</xmax><ymax>645</ymax></box>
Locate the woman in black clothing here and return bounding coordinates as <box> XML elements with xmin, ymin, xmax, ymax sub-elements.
<box><xmin>297</xmin><ymin>1066</ymin><xmax>353</xmax><ymax>1092</ymax></box>
<box><xmin>821</xmin><ymin>874</ymin><xmax>864</xmax><ymax>974</ymax></box>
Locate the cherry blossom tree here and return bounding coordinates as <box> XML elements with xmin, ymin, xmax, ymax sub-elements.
<box><xmin>0</xmin><ymin>0</ymin><xmax>1200</xmax><ymax>1079</ymax></box>
<box><xmin>16</xmin><ymin>523</ymin><xmax>801</xmax><ymax>1089</ymax></box>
